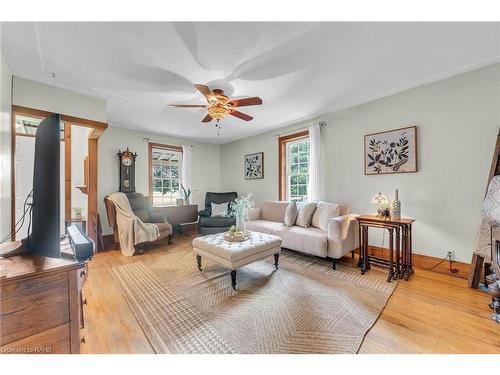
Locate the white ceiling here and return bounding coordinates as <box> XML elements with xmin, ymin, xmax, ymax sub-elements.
<box><xmin>2</xmin><ymin>22</ymin><xmax>500</xmax><ymax>144</ymax></box>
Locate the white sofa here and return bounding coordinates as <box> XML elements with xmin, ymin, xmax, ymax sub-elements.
<box><xmin>246</xmin><ymin>201</ymin><xmax>359</xmax><ymax>269</ymax></box>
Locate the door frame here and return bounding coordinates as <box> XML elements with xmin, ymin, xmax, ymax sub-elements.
<box><xmin>11</xmin><ymin>105</ymin><xmax>108</xmax><ymax>244</ymax></box>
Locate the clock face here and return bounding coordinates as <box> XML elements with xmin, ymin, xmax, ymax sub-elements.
<box><xmin>122</xmin><ymin>158</ymin><xmax>133</xmax><ymax>167</ymax></box>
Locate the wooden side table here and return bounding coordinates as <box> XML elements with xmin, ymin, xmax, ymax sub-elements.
<box><xmin>153</xmin><ymin>204</ymin><xmax>198</xmax><ymax>235</ymax></box>
<box><xmin>356</xmin><ymin>215</ymin><xmax>415</xmax><ymax>282</ymax></box>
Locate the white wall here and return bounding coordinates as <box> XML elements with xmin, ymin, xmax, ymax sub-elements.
<box><xmin>221</xmin><ymin>63</ymin><xmax>500</xmax><ymax>262</ymax></box>
<box><xmin>71</xmin><ymin>126</ymin><xmax>90</xmax><ymax>218</ymax></box>
<box><xmin>0</xmin><ymin>51</ymin><xmax>12</xmax><ymax>239</ymax></box>
<box><xmin>98</xmin><ymin>126</ymin><xmax>221</xmax><ymax>234</ymax></box>
<box><xmin>12</xmin><ymin>77</ymin><xmax>106</xmax><ymax>122</ymax></box>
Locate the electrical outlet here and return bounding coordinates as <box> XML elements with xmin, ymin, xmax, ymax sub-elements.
<box><xmin>447</xmin><ymin>251</ymin><xmax>454</xmax><ymax>259</ymax></box>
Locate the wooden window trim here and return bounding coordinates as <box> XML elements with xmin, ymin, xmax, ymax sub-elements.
<box><xmin>278</xmin><ymin>130</ymin><xmax>309</xmax><ymax>201</ymax></box>
<box><xmin>148</xmin><ymin>142</ymin><xmax>183</xmax><ymax>207</ymax></box>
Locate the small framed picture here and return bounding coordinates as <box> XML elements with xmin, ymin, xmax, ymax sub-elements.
<box><xmin>364</xmin><ymin>126</ymin><xmax>418</xmax><ymax>175</ymax></box>
<box><xmin>244</xmin><ymin>152</ymin><xmax>264</xmax><ymax>179</ymax></box>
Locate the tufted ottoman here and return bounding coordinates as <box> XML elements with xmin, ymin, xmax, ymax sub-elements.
<box><xmin>192</xmin><ymin>231</ymin><xmax>282</xmax><ymax>289</ymax></box>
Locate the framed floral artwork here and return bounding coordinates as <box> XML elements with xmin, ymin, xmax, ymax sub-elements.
<box><xmin>244</xmin><ymin>152</ymin><xmax>264</xmax><ymax>179</ymax></box>
<box><xmin>364</xmin><ymin>126</ymin><xmax>417</xmax><ymax>175</ymax></box>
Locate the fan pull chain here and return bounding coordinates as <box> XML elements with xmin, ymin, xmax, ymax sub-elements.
<box><xmin>216</xmin><ymin>119</ymin><xmax>222</xmax><ymax>136</ymax></box>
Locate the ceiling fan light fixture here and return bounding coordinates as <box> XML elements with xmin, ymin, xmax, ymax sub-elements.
<box><xmin>169</xmin><ymin>84</ymin><xmax>262</xmax><ymax>125</ymax></box>
<box><xmin>207</xmin><ymin>105</ymin><xmax>227</xmax><ymax>120</ymax></box>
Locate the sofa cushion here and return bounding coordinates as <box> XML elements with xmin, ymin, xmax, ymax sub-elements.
<box><xmin>246</xmin><ymin>220</ymin><xmax>285</xmax><ymax>234</ymax></box>
<box><xmin>295</xmin><ymin>202</ymin><xmax>317</xmax><ymax>228</ymax></box>
<box><xmin>261</xmin><ymin>201</ymin><xmax>289</xmax><ymax>222</ymax></box>
<box><xmin>199</xmin><ymin>216</ymin><xmax>235</xmax><ymax>228</ymax></box>
<box><xmin>204</xmin><ymin>192</ymin><xmax>237</xmax><ymax>215</ymax></box>
<box><xmin>311</xmin><ymin>201</ymin><xmax>340</xmax><ymax>231</ymax></box>
<box><xmin>211</xmin><ymin>202</ymin><xmax>228</xmax><ymax>217</ymax></box>
<box><xmin>273</xmin><ymin>226</ymin><xmax>328</xmax><ymax>258</ymax></box>
<box><xmin>284</xmin><ymin>201</ymin><xmax>299</xmax><ymax>227</ymax></box>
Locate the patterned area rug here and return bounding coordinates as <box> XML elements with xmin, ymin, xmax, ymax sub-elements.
<box><xmin>113</xmin><ymin>248</ymin><xmax>396</xmax><ymax>354</ymax></box>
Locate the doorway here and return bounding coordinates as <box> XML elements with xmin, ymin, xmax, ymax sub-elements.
<box><xmin>11</xmin><ymin>105</ymin><xmax>107</xmax><ymax>246</ymax></box>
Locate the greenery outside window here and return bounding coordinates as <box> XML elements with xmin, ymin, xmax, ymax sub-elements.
<box><xmin>286</xmin><ymin>138</ymin><xmax>309</xmax><ymax>202</ymax></box>
<box><xmin>150</xmin><ymin>145</ymin><xmax>182</xmax><ymax>206</ymax></box>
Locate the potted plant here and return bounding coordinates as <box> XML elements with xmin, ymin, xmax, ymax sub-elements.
<box><xmin>180</xmin><ymin>184</ymin><xmax>192</xmax><ymax>205</ymax></box>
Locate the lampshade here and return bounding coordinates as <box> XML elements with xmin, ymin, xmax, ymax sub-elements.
<box><xmin>483</xmin><ymin>176</ymin><xmax>500</xmax><ymax>226</ymax></box>
<box><xmin>371</xmin><ymin>192</ymin><xmax>388</xmax><ymax>206</ymax></box>
<box><xmin>208</xmin><ymin>104</ymin><xmax>228</xmax><ymax>120</ymax></box>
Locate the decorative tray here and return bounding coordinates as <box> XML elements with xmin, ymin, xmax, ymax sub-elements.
<box><xmin>223</xmin><ymin>231</ymin><xmax>250</xmax><ymax>242</ymax></box>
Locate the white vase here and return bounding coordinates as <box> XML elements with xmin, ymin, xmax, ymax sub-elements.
<box><xmin>390</xmin><ymin>189</ymin><xmax>401</xmax><ymax>219</ymax></box>
<box><xmin>235</xmin><ymin>214</ymin><xmax>246</xmax><ymax>233</ymax></box>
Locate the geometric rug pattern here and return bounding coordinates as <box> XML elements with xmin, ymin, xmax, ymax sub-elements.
<box><xmin>113</xmin><ymin>248</ymin><xmax>396</xmax><ymax>354</ymax></box>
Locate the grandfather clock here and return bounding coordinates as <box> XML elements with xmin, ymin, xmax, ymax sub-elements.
<box><xmin>117</xmin><ymin>148</ymin><xmax>137</xmax><ymax>193</ymax></box>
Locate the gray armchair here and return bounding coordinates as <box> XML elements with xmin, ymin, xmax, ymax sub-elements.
<box><xmin>198</xmin><ymin>192</ymin><xmax>237</xmax><ymax>235</ymax></box>
<box><xmin>104</xmin><ymin>192</ymin><xmax>172</xmax><ymax>254</ymax></box>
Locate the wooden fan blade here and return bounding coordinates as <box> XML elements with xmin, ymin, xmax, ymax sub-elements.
<box><xmin>168</xmin><ymin>104</ymin><xmax>207</xmax><ymax>108</ymax></box>
<box><xmin>229</xmin><ymin>97</ymin><xmax>262</xmax><ymax>107</ymax></box>
<box><xmin>230</xmin><ymin>110</ymin><xmax>253</xmax><ymax>121</ymax></box>
<box><xmin>194</xmin><ymin>84</ymin><xmax>213</xmax><ymax>101</ymax></box>
<box><xmin>202</xmin><ymin>114</ymin><xmax>213</xmax><ymax>123</ymax></box>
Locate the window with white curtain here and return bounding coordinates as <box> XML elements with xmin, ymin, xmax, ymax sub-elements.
<box><xmin>150</xmin><ymin>145</ymin><xmax>183</xmax><ymax>206</ymax></box>
<box><xmin>286</xmin><ymin>138</ymin><xmax>310</xmax><ymax>202</ymax></box>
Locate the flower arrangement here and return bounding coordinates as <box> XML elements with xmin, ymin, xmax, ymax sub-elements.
<box><xmin>371</xmin><ymin>192</ymin><xmax>390</xmax><ymax>217</ymax></box>
<box><xmin>229</xmin><ymin>193</ymin><xmax>255</xmax><ymax>219</ymax></box>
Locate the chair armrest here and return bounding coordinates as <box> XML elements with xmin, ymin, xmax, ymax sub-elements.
<box><xmin>327</xmin><ymin>214</ymin><xmax>359</xmax><ymax>259</ymax></box>
<box><xmin>247</xmin><ymin>207</ymin><xmax>262</xmax><ymax>221</ymax></box>
<box><xmin>150</xmin><ymin>212</ymin><xmax>167</xmax><ymax>223</ymax></box>
<box><xmin>198</xmin><ymin>209</ymin><xmax>211</xmax><ymax>217</ymax></box>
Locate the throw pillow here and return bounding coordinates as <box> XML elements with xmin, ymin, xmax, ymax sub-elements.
<box><xmin>211</xmin><ymin>202</ymin><xmax>228</xmax><ymax>217</ymax></box>
<box><xmin>284</xmin><ymin>201</ymin><xmax>299</xmax><ymax>227</ymax></box>
<box><xmin>311</xmin><ymin>201</ymin><xmax>340</xmax><ymax>231</ymax></box>
<box><xmin>295</xmin><ymin>202</ymin><xmax>317</xmax><ymax>228</ymax></box>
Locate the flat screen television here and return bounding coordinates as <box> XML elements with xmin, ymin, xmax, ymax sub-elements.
<box><xmin>27</xmin><ymin>114</ymin><xmax>61</xmax><ymax>258</ymax></box>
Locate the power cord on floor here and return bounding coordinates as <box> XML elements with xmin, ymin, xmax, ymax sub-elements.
<box><xmin>415</xmin><ymin>252</ymin><xmax>467</xmax><ymax>279</ymax></box>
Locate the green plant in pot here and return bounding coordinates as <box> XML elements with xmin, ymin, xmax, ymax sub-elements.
<box><xmin>180</xmin><ymin>183</ymin><xmax>192</xmax><ymax>205</ymax></box>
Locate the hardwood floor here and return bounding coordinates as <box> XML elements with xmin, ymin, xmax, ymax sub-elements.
<box><xmin>80</xmin><ymin>233</ymin><xmax>500</xmax><ymax>354</ymax></box>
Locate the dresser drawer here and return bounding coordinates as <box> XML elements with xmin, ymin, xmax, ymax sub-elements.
<box><xmin>0</xmin><ymin>272</ymin><xmax>70</xmax><ymax>345</ymax></box>
<box><xmin>1</xmin><ymin>323</ymin><xmax>70</xmax><ymax>354</ymax></box>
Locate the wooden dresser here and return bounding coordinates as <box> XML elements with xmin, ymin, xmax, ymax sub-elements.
<box><xmin>0</xmin><ymin>253</ymin><xmax>84</xmax><ymax>354</ymax></box>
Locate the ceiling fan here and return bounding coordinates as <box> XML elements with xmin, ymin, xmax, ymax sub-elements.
<box><xmin>168</xmin><ymin>84</ymin><xmax>263</xmax><ymax>124</ymax></box>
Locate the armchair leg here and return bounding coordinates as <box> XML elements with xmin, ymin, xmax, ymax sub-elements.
<box><xmin>332</xmin><ymin>258</ymin><xmax>337</xmax><ymax>270</ymax></box>
<box><xmin>168</xmin><ymin>235</ymin><xmax>172</xmax><ymax>245</ymax></box>
<box><xmin>351</xmin><ymin>251</ymin><xmax>355</xmax><ymax>258</ymax></box>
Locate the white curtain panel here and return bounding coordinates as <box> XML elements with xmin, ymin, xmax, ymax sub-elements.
<box><xmin>181</xmin><ymin>144</ymin><xmax>192</xmax><ymax>191</ymax></box>
<box><xmin>307</xmin><ymin>123</ymin><xmax>321</xmax><ymax>202</ymax></box>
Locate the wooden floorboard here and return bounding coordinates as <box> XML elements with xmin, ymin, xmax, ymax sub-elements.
<box><xmin>80</xmin><ymin>233</ymin><xmax>500</xmax><ymax>354</ymax></box>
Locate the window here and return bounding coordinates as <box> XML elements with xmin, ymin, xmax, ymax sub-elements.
<box><xmin>286</xmin><ymin>139</ymin><xmax>309</xmax><ymax>202</ymax></box>
<box><xmin>278</xmin><ymin>131</ymin><xmax>309</xmax><ymax>202</ymax></box>
<box><xmin>15</xmin><ymin>114</ymin><xmax>65</xmax><ymax>138</ymax></box>
<box><xmin>149</xmin><ymin>143</ymin><xmax>183</xmax><ymax>206</ymax></box>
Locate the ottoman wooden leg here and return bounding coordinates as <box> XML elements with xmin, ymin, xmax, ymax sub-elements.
<box><xmin>274</xmin><ymin>253</ymin><xmax>279</xmax><ymax>269</ymax></box>
<box><xmin>196</xmin><ymin>255</ymin><xmax>202</xmax><ymax>271</ymax></box>
<box><xmin>231</xmin><ymin>270</ymin><xmax>237</xmax><ymax>290</ymax></box>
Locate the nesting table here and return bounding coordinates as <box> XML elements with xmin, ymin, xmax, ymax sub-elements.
<box><xmin>356</xmin><ymin>215</ymin><xmax>415</xmax><ymax>282</ymax></box>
